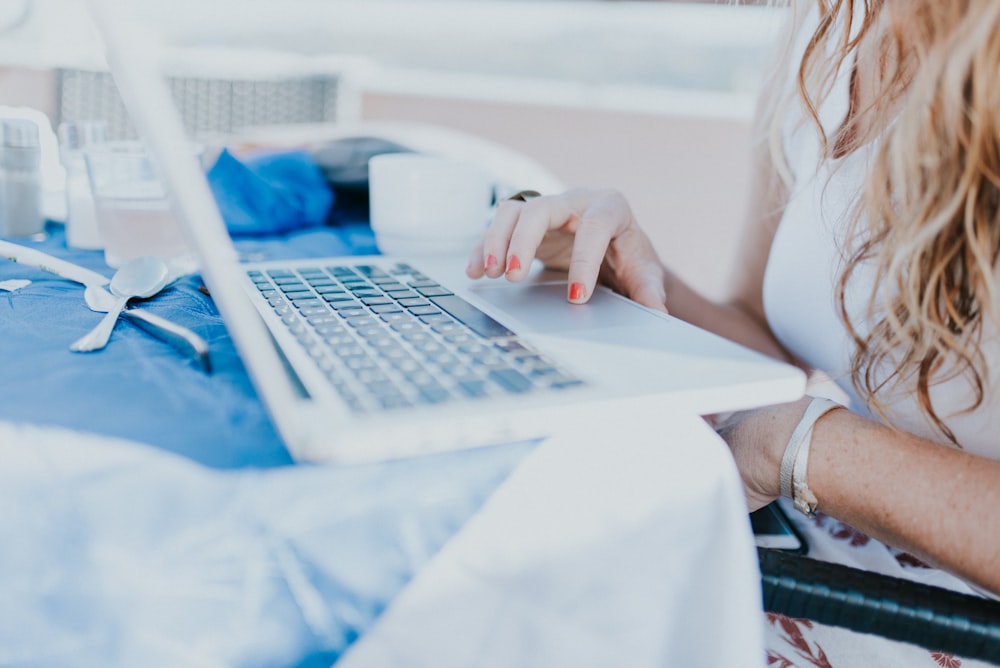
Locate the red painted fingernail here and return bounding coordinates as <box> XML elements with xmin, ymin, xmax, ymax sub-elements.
<box><xmin>485</xmin><ymin>254</ymin><xmax>498</xmax><ymax>269</ymax></box>
<box><xmin>569</xmin><ymin>282</ymin><xmax>585</xmax><ymax>301</ymax></box>
<box><xmin>506</xmin><ymin>255</ymin><xmax>521</xmax><ymax>273</ymax></box>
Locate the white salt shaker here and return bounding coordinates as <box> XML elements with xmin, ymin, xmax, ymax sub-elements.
<box><xmin>0</xmin><ymin>118</ymin><xmax>44</xmax><ymax>239</ymax></box>
<box><xmin>58</xmin><ymin>120</ymin><xmax>107</xmax><ymax>249</ymax></box>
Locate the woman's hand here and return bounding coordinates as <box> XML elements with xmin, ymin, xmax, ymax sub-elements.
<box><xmin>714</xmin><ymin>398</ymin><xmax>813</xmax><ymax>512</ymax></box>
<box><xmin>466</xmin><ymin>188</ymin><xmax>669</xmax><ymax>312</ymax></box>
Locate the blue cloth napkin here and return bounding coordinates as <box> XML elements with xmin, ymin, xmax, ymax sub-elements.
<box><xmin>207</xmin><ymin>149</ymin><xmax>334</xmax><ymax>237</ymax></box>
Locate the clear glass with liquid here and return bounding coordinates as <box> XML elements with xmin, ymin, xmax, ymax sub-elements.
<box><xmin>92</xmin><ymin>181</ymin><xmax>192</xmax><ymax>268</ymax></box>
<box><xmin>58</xmin><ymin>120</ymin><xmax>107</xmax><ymax>250</ymax></box>
<box><xmin>84</xmin><ymin>141</ymin><xmax>198</xmax><ymax>269</ymax></box>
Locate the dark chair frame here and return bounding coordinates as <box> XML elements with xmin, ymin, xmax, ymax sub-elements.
<box><xmin>759</xmin><ymin>547</ymin><xmax>1000</xmax><ymax>664</ymax></box>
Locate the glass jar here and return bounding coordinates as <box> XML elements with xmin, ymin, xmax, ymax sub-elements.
<box><xmin>0</xmin><ymin>118</ymin><xmax>44</xmax><ymax>239</ymax></box>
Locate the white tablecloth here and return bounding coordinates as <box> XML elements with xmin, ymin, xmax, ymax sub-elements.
<box><xmin>340</xmin><ymin>404</ymin><xmax>765</xmax><ymax>668</ymax></box>
<box><xmin>0</xmin><ymin>408</ymin><xmax>762</xmax><ymax>667</ymax></box>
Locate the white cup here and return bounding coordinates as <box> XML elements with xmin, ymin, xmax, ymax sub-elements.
<box><xmin>368</xmin><ymin>153</ymin><xmax>495</xmax><ymax>256</ymax></box>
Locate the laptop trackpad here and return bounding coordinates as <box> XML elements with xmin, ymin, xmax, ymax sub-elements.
<box><xmin>470</xmin><ymin>280</ymin><xmax>756</xmax><ymax>360</ymax></box>
<box><xmin>469</xmin><ymin>281</ymin><xmax>662</xmax><ymax>334</ymax></box>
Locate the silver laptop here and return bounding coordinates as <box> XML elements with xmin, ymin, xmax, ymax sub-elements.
<box><xmin>87</xmin><ymin>0</ymin><xmax>805</xmax><ymax>464</ymax></box>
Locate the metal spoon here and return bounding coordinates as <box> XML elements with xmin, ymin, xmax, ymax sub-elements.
<box><xmin>0</xmin><ymin>241</ymin><xmax>207</xmax><ymax>366</ymax></box>
<box><xmin>84</xmin><ymin>285</ymin><xmax>212</xmax><ymax>372</ymax></box>
<box><xmin>70</xmin><ymin>256</ymin><xmax>171</xmax><ymax>352</ymax></box>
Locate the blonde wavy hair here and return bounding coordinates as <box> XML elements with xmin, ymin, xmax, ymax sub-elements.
<box><xmin>768</xmin><ymin>0</ymin><xmax>1000</xmax><ymax>442</ymax></box>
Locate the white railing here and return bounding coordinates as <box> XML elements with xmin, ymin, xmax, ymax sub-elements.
<box><xmin>1</xmin><ymin>0</ymin><xmax>785</xmax><ymax>115</ymax></box>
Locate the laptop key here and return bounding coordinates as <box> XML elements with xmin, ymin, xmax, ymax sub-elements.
<box><xmin>406</xmin><ymin>370</ymin><xmax>437</xmax><ymax>387</ymax></box>
<box><xmin>456</xmin><ymin>380</ymin><xmax>489</xmax><ymax>398</ymax></box>
<box><xmin>415</xmin><ymin>286</ymin><xmax>454</xmax><ymax>298</ymax></box>
<box><xmin>334</xmin><ymin>345</ymin><xmax>367</xmax><ymax>359</ymax></box>
<box><xmin>355</xmin><ymin>265</ymin><xmax>389</xmax><ymax>277</ymax></box>
<box><xmin>390</xmin><ymin>321</ymin><xmax>422</xmax><ymax>333</ymax></box>
<box><xmin>495</xmin><ymin>340</ymin><xmax>533</xmax><ymax>354</ymax></box>
<box><xmin>354</xmin><ymin>368</ymin><xmax>390</xmax><ymax>384</ymax></box>
<box><xmin>345</xmin><ymin>315</ymin><xmax>379</xmax><ymax>328</ymax></box>
<box><xmin>487</xmin><ymin>368</ymin><xmax>533</xmax><ymax>394</ymax></box>
<box><xmin>400</xmin><ymin>331</ymin><xmax>431</xmax><ymax>343</ymax></box>
<box><xmin>354</xmin><ymin>328</ymin><xmax>392</xmax><ymax>342</ymax></box>
<box><xmin>428</xmin><ymin>295</ymin><xmax>514</xmax><ymax>339</ymax></box>
<box><xmin>389</xmin><ymin>357</ymin><xmax>422</xmax><ymax>374</ymax></box>
<box><xmin>306</xmin><ymin>314</ymin><xmax>340</xmax><ymax>326</ymax></box>
<box><xmin>475</xmin><ymin>357</ymin><xmax>510</xmax><ymax>370</ymax></box>
<box><xmin>378</xmin><ymin>395</ymin><xmax>412</xmax><ymax>410</ymax></box>
<box><xmin>370</xmin><ymin>303</ymin><xmax>404</xmax><ymax>315</ymax></box>
<box><xmin>430</xmin><ymin>321</ymin><xmax>462</xmax><ymax>334</ymax></box>
<box><xmin>550</xmin><ymin>379</ymin><xmax>585</xmax><ymax>390</ymax></box>
<box><xmin>272</xmin><ymin>277</ymin><xmax>303</xmax><ymax>286</ymax></box>
<box><xmin>328</xmin><ymin>299</ymin><xmax>362</xmax><ymax>310</ymax></box>
<box><xmin>418</xmin><ymin>386</ymin><xmax>451</xmax><ymax>404</ymax></box>
<box><xmin>364</xmin><ymin>379</ymin><xmax>403</xmax><ymax>395</ymax></box>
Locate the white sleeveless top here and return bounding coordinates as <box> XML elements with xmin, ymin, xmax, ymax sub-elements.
<box><xmin>760</xmin><ymin>6</ymin><xmax>1000</xmax><ymax>457</ymax></box>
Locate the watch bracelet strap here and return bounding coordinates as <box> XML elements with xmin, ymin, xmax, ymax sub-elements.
<box><xmin>778</xmin><ymin>396</ymin><xmax>842</xmax><ymax>513</ymax></box>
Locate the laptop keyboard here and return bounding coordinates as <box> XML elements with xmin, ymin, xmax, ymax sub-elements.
<box><xmin>247</xmin><ymin>261</ymin><xmax>585</xmax><ymax>413</ymax></box>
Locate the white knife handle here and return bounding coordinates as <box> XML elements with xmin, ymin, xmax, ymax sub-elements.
<box><xmin>0</xmin><ymin>240</ymin><xmax>110</xmax><ymax>287</ymax></box>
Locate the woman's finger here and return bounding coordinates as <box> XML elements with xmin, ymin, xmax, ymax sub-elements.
<box><xmin>627</xmin><ymin>271</ymin><xmax>669</xmax><ymax>313</ymax></box>
<box><xmin>503</xmin><ymin>194</ymin><xmax>573</xmax><ymax>281</ymax></box>
<box><xmin>605</xmin><ymin>229</ymin><xmax>669</xmax><ymax>312</ymax></box>
<box><xmin>465</xmin><ymin>237</ymin><xmax>486</xmax><ymax>278</ymax></box>
<box><xmin>479</xmin><ymin>198</ymin><xmax>526</xmax><ymax>278</ymax></box>
<box><xmin>564</xmin><ymin>194</ymin><xmax>632</xmax><ymax>303</ymax></box>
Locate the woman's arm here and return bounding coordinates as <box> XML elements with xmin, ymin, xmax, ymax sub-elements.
<box><xmin>721</xmin><ymin>397</ymin><xmax>1000</xmax><ymax>596</ymax></box>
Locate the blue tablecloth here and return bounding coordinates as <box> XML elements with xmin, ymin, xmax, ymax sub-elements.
<box><xmin>0</xmin><ymin>223</ymin><xmax>533</xmax><ymax>667</ymax></box>
<box><xmin>1</xmin><ymin>222</ymin><xmax>378</xmax><ymax>468</ymax></box>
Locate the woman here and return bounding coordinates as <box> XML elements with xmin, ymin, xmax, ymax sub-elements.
<box><xmin>468</xmin><ymin>0</ymin><xmax>1000</xmax><ymax>664</ymax></box>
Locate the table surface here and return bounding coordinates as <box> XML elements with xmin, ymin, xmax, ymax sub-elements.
<box><xmin>0</xmin><ymin>224</ymin><xmax>765</xmax><ymax>667</ymax></box>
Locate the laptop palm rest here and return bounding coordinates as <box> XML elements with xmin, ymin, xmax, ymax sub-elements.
<box><xmin>468</xmin><ymin>280</ymin><xmax>796</xmax><ymax>401</ymax></box>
